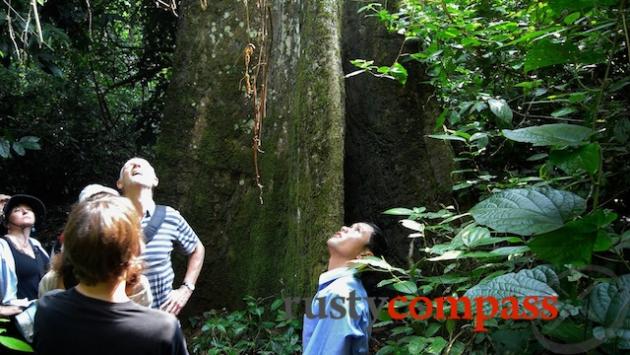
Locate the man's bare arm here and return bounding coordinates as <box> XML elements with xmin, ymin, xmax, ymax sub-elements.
<box><xmin>161</xmin><ymin>242</ymin><xmax>205</xmax><ymax>315</ymax></box>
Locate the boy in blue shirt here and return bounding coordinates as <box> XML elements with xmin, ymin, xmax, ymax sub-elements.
<box><xmin>303</xmin><ymin>222</ymin><xmax>387</xmax><ymax>355</ymax></box>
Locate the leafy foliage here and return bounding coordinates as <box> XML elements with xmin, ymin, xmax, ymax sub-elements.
<box><xmin>353</xmin><ymin>0</ymin><xmax>629</xmax><ymax>353</ymax></box>
<box><xmin>189</xmin><ymin>296</ymin><xmax>301</xmax><ymax>355</ymax></box>
<box><xmin>0</xmin><ymin>0</ymin><xmax>177</xmax><ymax>227</ymax></box>
<box><xmin>470</xmin><ymin>187</ymin><xmax>586</xmax><ymax>235</ymax></box>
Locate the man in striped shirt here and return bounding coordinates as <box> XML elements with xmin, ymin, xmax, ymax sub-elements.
<box><xmin>117</xmin><ymin>157</ymin><xmax>205</xmax><ymax>315</ymax></box>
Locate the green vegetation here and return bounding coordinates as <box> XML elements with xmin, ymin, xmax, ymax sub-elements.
<box><xmin>189</xmin><ymin>296</ymin><xmax>301</xmax><ymax>355</ymax></box>
<box><xmin>0</xmin><ymin>0</ymin><xmax>176</xmax><ymax>198</ymax></box>
<box><xmin>1</xmin><ymin>0</ymin><xmax>628</xmax><ymax>353</ymax></box>
<box><xmin>349</xmin><ymin>0</ymin><xmax>629</xmax><ymax>353</ymax></box>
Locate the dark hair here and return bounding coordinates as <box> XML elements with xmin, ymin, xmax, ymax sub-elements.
<box><xmin>63</xmin><ymin>196</ymin><xmax>143</xmax><ymax>286</ymax></box>
<box><xmin>359</xmin><ymin>223</ymin><xmax>395</xmax><ymax>305</ymax></box>
<box><xmin>366</xmin><ymin>222</ymin><xmax>387</xmax><ymax>257</ymax></box>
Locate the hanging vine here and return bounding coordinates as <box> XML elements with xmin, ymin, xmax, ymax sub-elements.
<box><xmin>242</xmin><ymin>0</ymin><xmax>271</xmax><ymax>204</ymax></box>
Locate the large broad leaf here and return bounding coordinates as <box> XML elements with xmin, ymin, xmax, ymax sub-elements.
<box><xmin>465</xmin><ymin>266</ymin><xmax>559</xmax><ymax>313</ymax></box>
<box><xmin>524</xmin><ymin>40</ymin><xmax>606</xmax><ymax>72</ymax></box>
<box><xmin>470</xmin><ymin>188</ymin><xmax>586</xmax><ymax>236</ymax></box>
<box><xmin>587</xmin><ymin>274</ymin><xmax>630</xmax><ymax>349</ymax></box>
<box><xmin>550</xmin><ymin>143</ymin><xmax>601</xmax><ymax>175</ymax></box>
<box><xmin>488</xmin><ymin>98</ymin><xmax>513</xmax><ymax>127</ymax></box>
<box><xmin>529</xmin><ymin>209</ymin><xmax>618</xmax><ymax>266</ymax></box>
<box><xmin>502</xmin><ymin>124</ymin><xmax>592</xmax><ymax>147</ymax></box>
<box><xmin>529</xmin><ymin>228</ymin><xmax>597</xmax><ymax>266</ymax></box>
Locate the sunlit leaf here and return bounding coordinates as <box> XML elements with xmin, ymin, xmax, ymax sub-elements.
<box><xmin>382</xmin><ymin>208</ymin><xmax>414</xmax><ymax>216</ymax></box>
<box><xmin>488</xmin><ymin>98</ymin><xmax>512</xmax><ymax>127</ymax></box>
<box><xmin>471</xmin><ymin>187</ymin><xmax>586</xmax><ymax>236</ymax></box>
<box><xmin>392</xmin><ymin>280</ymin><xmax>417</xmax><ymax>294</ymax></box>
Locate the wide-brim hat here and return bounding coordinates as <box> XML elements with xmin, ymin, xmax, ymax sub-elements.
<box><xmin>2</xmin><ymin>194</ymin><xmax>46</xmax><ymax>230</ymax></box>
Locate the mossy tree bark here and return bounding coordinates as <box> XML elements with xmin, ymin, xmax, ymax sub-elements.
<box><xmin>156</xmin><ymin>0</ymin><xmax>345</xmax><ymax>313</ymax></box>
<box><xmin>156</xmin><ymin>0</ymin><xmax>452</xmax><ymax>312</ymax></box>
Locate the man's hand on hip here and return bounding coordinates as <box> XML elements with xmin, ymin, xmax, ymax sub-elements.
<box><xmin>160</xmin><ymin>286</ymin><xmax>192</xmax><ymax>315</ymax></box>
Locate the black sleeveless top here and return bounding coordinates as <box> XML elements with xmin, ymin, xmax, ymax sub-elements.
<box><xmin>4</xmin><ymin>237</ymin><xmax>49</xmax><ymax>300</ymax></box>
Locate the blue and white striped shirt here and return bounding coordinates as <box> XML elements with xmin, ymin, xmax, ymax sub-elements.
<box><xmin>141</xmin><ymin>206</ymin><xmax>200</xmax><ymax>309</ymax></box>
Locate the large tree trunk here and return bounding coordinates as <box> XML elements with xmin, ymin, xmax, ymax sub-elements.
<box><xmin>156</xmin><ymin>0</ymin><xmax>452</xmax><ymax>313</ymax></box>
<box><xmin>156</xmin><ymin>0</ymin><xmax>345</xmax><ymax>313</ymax></box>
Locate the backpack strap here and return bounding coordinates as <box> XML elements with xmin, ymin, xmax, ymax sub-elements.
<box><xmin>143</xmin><ymin>205</ymin><xmax>166</xmax><ymax>244</ymax></box>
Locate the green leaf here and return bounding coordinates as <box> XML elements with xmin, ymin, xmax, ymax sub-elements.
<box><xmin>593</xmin><ymin>230</ymin><xmax>614</xmax><ymax>252</ymax></box>
<box><xmin>425</xmin><ymin>337</ymin><xmax>448</xmax><ymax>354</ymax></box>
<box><xmin>564</xmin><ymin>12</ymin><xmax>581</xmax><ymax>25</ymax></box>
<box><xmin>458</xmin><ymin>225</ymin><xmax>491</xmax><ymax>248</ymax></box>
<box><xmin>390</xmin><ymin>62</ymin><xmax>408</xmax><ymax>85</ymax></box>
<box><xmin>400</xmin><ymin>219</ymin><xmax>424</xmax><ymax>232</ymax></box>
<box><xmin>350</xmin><ymin>59</ymin><xmax>374</xmax><ymax>69</ymax></box>
<box><xmin>550</xmin><ymin>107</ymin><xmax>577</xmax><ymax>117</ymax></box>
<box><xmin>487</xmin><ymin>98</ymin><xmax>513</xmax><ymax>127</ymax></box>
<box><xmin>525</xmin><ymin>40</ymin><xmax>575</xmax><ymax>72</ymax></box>
<box><xmin>615</xmin><ymin>231</ymin><xmax>630</xmax><ymax>251</ymax></box>
<box><xmin>351</xmin><ymin>256</ymin><xmax>406</xmax><ymax>274</ymax></box>
<box><xmin>529</xmin><ymin>231</ymin><xmax>595</xmax><ymax>266</ymax></box>
<box><xmin>392</xmin><ymin>280</ymin><xmax>418</xmax><ymax>294</ymax></box>
<box><xmin>377</xmin><ymin>279</ymin><xmax>396</xmax><ymax>288</ymax></box>
<box><xmin>524</xmin><ymin>40</ymin><xmax>606</xmax><ymax>72</ymax></box>
<box><xmin>548</xmin><ymin>0</ymin><xmax>618</xmax><ymax>12</ymax></box>
<box><xmin>427</xmin><ymin>250</ymin><xmax>464</xmax><ymax>261</ymax></box>
<box><xmin>382</xmin><ymin>208</ymin><xmax>414</xmax><ymax>216</ymax></box>
<box><xmin>424</xmin><ymin>323</ymin><xmax>441</xmax><ymax>337</ymax></box>
<box><xmin>18</xmin><ymin>136</ymin><xmax>41</xmax><ymax>150</ymax></box>
<box><xmin>542</xmin><ymin>319</ymin><xmax>587</xmax><ymax>343</ymax></box>
<box><xmin>422</xmin><ymin>274</ymin><xmax>470</xmax><ymax>285</ymax></box>
<box><xmin>491</xmin><ymin>328</ymin><xmax>533</xmax><ymax>354</ymax></box>
<box><xmin>527</xmin><ymin>153</ymin><xmax>548</xmax><ymax>161</ymax></box>
<box><xmin>427</xmin><ymin>134</ymin><xmax>467</xmax><ymax>142</ymax></box>
<box><xmin>0</xmin><ymin>139</ymin><xmax>10</xmax><ymax>158</ymax></box>
<box><xmin>407</xmin><ymin>337</ymin><xmax>428</xmax><ymax>353</ymax></box>
<box><xmin>0</xmin><ymin>335</ymin><xmax>33</xmax><ymax>351</ymax></box>
<box><xmin>549</xmin><ymin>143</ymin><xmax>601</xmax><ymax>175</ymax></box>
<box><xmin>514</xmin><ymin>80</ymin><xmax>543</xmax><ymax>89</ymax></box>
<box><xmin>434</xmin><ymin>110</ymin><xmax>448</xmax><ymax>131</ymax></box>
<box><xmin>12</xmin><ymin>142</ymin><xmax>25</xmax><ymax>156</ymax></box>
<box><xmin>270</xmin><ymin>298</ymin><xmax>283</xmax><ymax>311</ymax></box>
<box><xmin>502</xmin><ymin>124</ymin><xmax>592</xmax><ymax>147</ymax></box>
<box><xmin>464</xmin><ymin>266</ymin><xmax>558</xmax><ymax>312</ymax></box>
<box><xmin>470</xmin><ymin>187</ymin><xmax>586</xmax><ymax>236</ymax></box>
<box><xmin>450</xmin><ymin>225</ymin><xmax>516</xmax><ymax>250</ymax></box>
<box><xmin>449</xmin><ymin>341</ymin><xmax>466</xmax><ymax>355</ymax></box>
<box><xmin>489</xmin><ymin>246</ymin><xmax>530</xmax><ymax>256</ymax></box>
<box><xmin>586</xmin><ymin>274</ymin><xmax>630</xmax><ymax>344</ymax></box>
<box><xmin>528</xmin><ymin>209</ymin><xmax>617</xmax><ymax>265</ymax></box>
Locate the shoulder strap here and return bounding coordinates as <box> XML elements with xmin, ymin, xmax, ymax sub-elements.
<box><xmin>143</xmin><ymin>205</ymin><xmax>167</xmax><ymax>244</ymax></box>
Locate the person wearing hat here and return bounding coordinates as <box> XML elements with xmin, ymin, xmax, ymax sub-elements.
<box><xmin>1</xmin><ymin>194</ymin><xmax>50</xmax><ymax>306</ymax></box>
